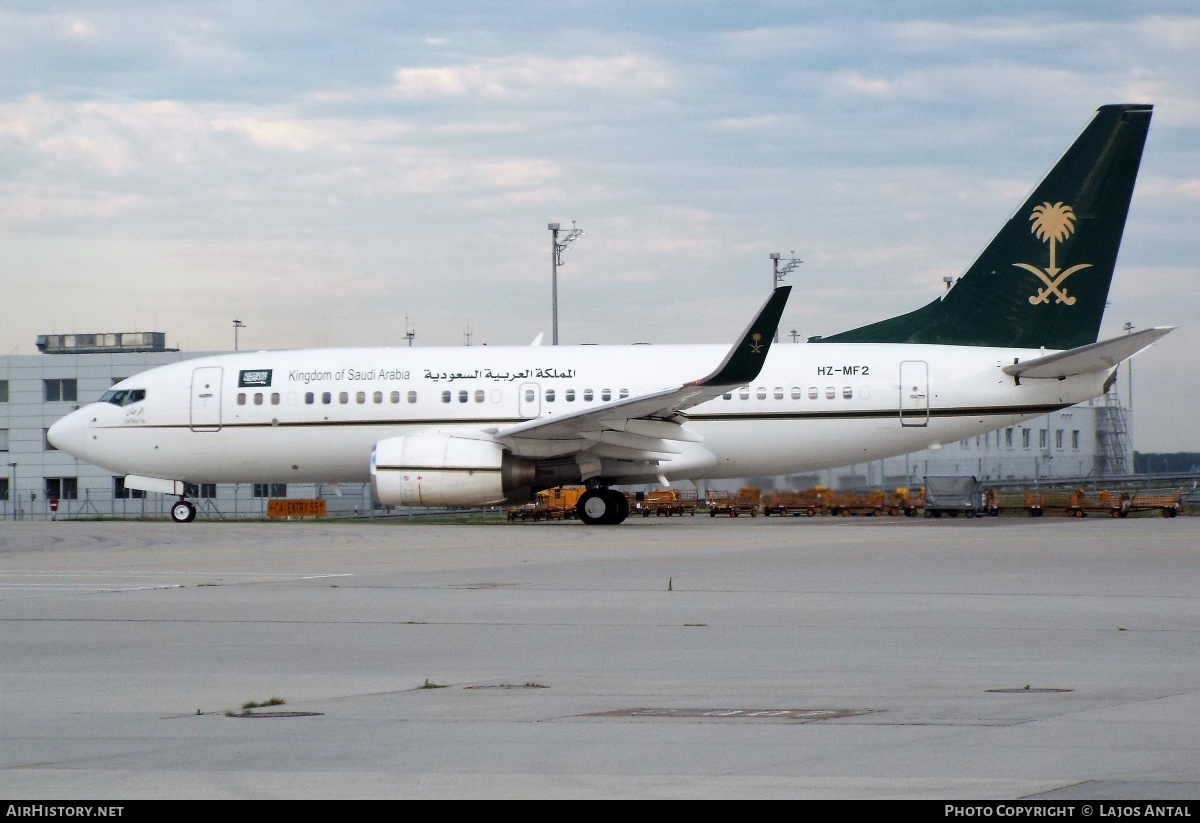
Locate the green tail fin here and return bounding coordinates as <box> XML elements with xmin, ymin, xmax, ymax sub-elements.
<box><xmin>818</xmin><ymin>104</ymin><xmax>1152</xmax><ymax>349</ymax></box>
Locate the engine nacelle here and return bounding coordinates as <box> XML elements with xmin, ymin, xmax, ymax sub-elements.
<box><xmin>371</xmin><ymin>433</ymin><xmax>532</xmax><ymax>507</ymax></box>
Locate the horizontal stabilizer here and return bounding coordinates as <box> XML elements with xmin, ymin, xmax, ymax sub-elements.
<box><xmin>1002</xmin><ymin>327</ymin><xmax>1173</xmax><ymax>380</ymax></box>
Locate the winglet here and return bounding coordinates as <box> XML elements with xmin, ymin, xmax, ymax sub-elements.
<box><xmin>696</xmin><ymin>286</ymin><xmax>791</xmax><ymax>387</ymax></box>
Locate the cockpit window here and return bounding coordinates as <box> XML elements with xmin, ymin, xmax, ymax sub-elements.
<box><xmin>99</xmin><ymin>389</ymin><xmax>146</xmax><ymax>407</ymax></box>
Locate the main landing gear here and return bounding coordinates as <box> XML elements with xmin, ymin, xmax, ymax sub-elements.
<box><xmin>575</xmin><ymin>488</ymin><xmax>629</xmax><ymax>525</ymax></box>
<box><xmin>170</xmin><ymin>499</ymin><xmax>197</xmax><ymax>523</ymax></box>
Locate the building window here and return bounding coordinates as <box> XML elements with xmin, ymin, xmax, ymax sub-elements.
<box><xmin>1039</xmin><ymin>429</ymin><xmax>1048</xmax><ymax>449</ymax></box>
<box><xmin>44</xmin><ymin>477</ymin><xmax>78</xmax><ymax>500</ymax></box>
<box><xmin>184</xmin><ymin>483</ymin><xmax>217</xmax><ymax>499</ymax></box>
<box><xmin>113</xmin><ymin>477</ymin><xmax>145</xmax><ymax>499</ymax></box>
<box><xmin>0</xmin><ymin>478</ymin><xmax>7</xmax><ymax>501</ymax></box>
<box><xmin>1055</xmin><ymin>429</ymin><xmax>1064</xmax><ymax>450</ymax></box>
<box><xmin>1005</xmin><ymin>428</ymin><xmax>1014</xmax><ymax>448</ymax></box>
<box><xmin>1022</xmin><ymin>428</ymin><xmax>1031</xmax><ymax>449</ymax></box>
<box><xmin>252</xmin><ymin>483</ymin><xmax>287</xmax><ymax>498</ymax></box>
<box><xmin>44</xmin><ymin>429</ymin><xmax>56</xmax><ymax>451</ymax></box>
<box><xmin>0</xmin><ymin>380</ymin><xmax>7</xmax><ymax>402</ymax></box>
<box><xmin>0</xmin><ymin>428</ymin><xmax>7</xmax><ymax>452</ymax></box>
<box><xmin>43</xmin><ymin>379</ymin><xmax>78</xmax><ymax>402</ymax></box>
<box><xmin>1072</xmin><ymin>430</ymin><xmax>1080</xmax><ymax>450</ymax></box>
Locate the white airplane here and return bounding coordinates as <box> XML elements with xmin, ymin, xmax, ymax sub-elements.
<box><xmin>49</xmin><ymin>103</ymin><xmax>1170</xmax><ymax>525</ymax></box>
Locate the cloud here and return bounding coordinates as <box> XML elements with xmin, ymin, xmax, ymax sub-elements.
<box><xmin>393</xmin><ymin>53</ymin><xmax>674</xmax><ymax>99</ymax></box>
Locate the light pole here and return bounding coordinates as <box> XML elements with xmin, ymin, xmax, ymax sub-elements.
<box><xmin>549</xmin><ymin>221</ymin><xmax>584</xmax><ymax>345</ymax></box>
<box><xmin>769</xmin><ymin>252</ymin><xmax>802</xmax><ymax>342</ymax></box>
<box><xmin>233</xmin><ymin>319</ymin><xmax>246</xmax><ymax>352</ymax></box>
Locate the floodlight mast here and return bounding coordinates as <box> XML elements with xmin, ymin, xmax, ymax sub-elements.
<box><xmin>769</xmin><ymin>251</ymin><xmax>802</xmax><ymax>342</ymax></box>
<box><xmin>549</xmin><ymin>221</ymin><xmax>584</xmax><ymax>345</ymax></box>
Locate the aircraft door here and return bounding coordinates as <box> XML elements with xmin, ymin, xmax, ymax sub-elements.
<box><xmin>518</xmin><ymin>382</ymin><xmax>540</xmax><ymax>418</ymax></box>
<box><xmin>899</xmin><ymin>360</ymin><xmax>929</xmax><ymax>427</ymax></box>
<box><xmin>190</xmin><ymin>367</ymin><xmax>223</xmax><ymax>432</ymax></box>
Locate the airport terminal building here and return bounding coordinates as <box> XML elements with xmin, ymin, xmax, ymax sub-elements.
<box><xmin>2</xmin><ymin>331</ymin><xmax>1134</xmax><ymax>519</ymax></box>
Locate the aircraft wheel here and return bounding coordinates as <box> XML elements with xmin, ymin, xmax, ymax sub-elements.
<box><xmin>610</xmin><ymin>490</ymin><xmax>629</xmax><ymax>524</ymax></box>
<box><xmin>171</xmin><ymin>500</ymin><xmax>196</xmax><ymax>524</ymax></box>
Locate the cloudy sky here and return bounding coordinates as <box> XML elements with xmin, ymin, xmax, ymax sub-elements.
<box><xmin>2</xmin><ymin>2</ymin><xmax>1197</xmax><ymax>451</ymax></box>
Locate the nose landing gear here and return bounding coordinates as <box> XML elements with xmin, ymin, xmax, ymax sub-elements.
<box><xmin>171</xmin><ymin>499</ymin><xmax>197</xmax><ymax>523</ymax></box>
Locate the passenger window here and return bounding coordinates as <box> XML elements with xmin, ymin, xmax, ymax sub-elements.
<box><xmin>373</xmin><ymin>391</ymin><xmax>383</xmax><ymax>404</ymax></box>
<box><xmin>442</xmin><ymin>391</ymin><xmax>451</xmax><ymax>403</ymax></box>
<box><xmin>723</xmin><ymin>392</ymin><xmax>732</xmax><ymax>400</ymax></box>
<box><xmin>355</xmin><ymin>392</ymin><xmax>365</xmax><ymax>404</ymax></box>
<box><xmin>584</xmin><ymin>389</ymin><xmax>593</xmax><ymax>401</ymax></box>
<box><xmin>546</xmin><ymin>389</ymin><xmax>556</xmax><ymax>402</ymax></box>
<box><xmin>237</xmin><ymin>393</ymin><xmax>246</xmax><ymax>406</ymax></box>
<box><xmin>271</xmin><ymin>393</ymin><xmax>280</xmax><ymax>405</ymax></box>
<box><xmin>790</xmin><ymin>387</ymin><xmax>801</xmax><ymax>400</ymax></box>
<box><xmin>602</xmin><ymin>389</ymin><xmax>611</xmax><ymax>401</ymax></box>
<box><xmin>825</xmin><ymin>387</ymin><xmax>835</xmax><ymax>399</ymax></box>
<box><xmin>407</xmin><ymin>391</ymin><xmax>417</xmax><ymax>404</ymax></box>
<box><xmin>337</xmin><ymin>392</ymin><xmax>348</xmax><ymax>404</ymax></box>
<box><xmin>739</xmin><ymin>387</ymin><xmax>750</xmax><ymax>400</ymax></box>
<box><xmin>842</xmin><ymin>387</ymin><xmax>852</xmax><ymax>399</ymax></box>
<box><xmin>390</xmin><ymin>391</ymin><xmax>399</xmax><ymax>403</ymax></box>
<box><xmin>808</xmin><ymin>387</ymin><xmax>818</xmax><ymax>400</ymax></box>
<box><xmin>254</xmin><ymin>393</ymin><xmax>263</xmax><ymax>405</ymax></box>
<box><xmin>756</xmin><ymin>387</ymin><xmax>767</xmax><ymax>400</ymax></box>
<box><xmin>474</xmin><ymin>390</ymin><xmax>484</xmax><ymax>403</ymax></box>
<box><xmin>305</xmin><ymin>392</ymin><xmax>314</xmax><ymax>405</ymax></box>
<box><xmin>619</xmin><ymin>389</ymin><xmax>629</xmax><ymax>399</ymax></box>
<box><xmin>773</xmin><ymin>387</ymin><xmax>783</xmax><ymax>400</ymax></box>
<box><xmin>458</xmin><ymin>390</ymin><xmax>468</xmax><ymax>403</ymax></box>
<box><xmin>566</xmin><ymin>389</ymin><xmax>575</xmax><ymax>402</ymax></box>
<box><xmin>322</xmin><ymin>392</ymin><xmax>332</xmax><ymax>404</ymax></box>
<box><xmin>524</xmin><ymin>389</ymin><xmax>535</xmax><ymax>402</ymax></box>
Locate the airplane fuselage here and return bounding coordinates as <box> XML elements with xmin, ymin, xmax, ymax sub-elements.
<box><xmin>51</xmin><ymin>341</ymin><xmax>1107</xmax><ymax>487</ymax></box>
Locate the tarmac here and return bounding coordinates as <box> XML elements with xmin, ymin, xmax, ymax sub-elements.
<box><xmin>0</xmin><ymin>514</ymin><xmax>1198</xmax><ymax>800</ymax></box>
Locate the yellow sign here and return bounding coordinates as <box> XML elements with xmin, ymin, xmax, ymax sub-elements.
<box><xmin>267</xmin><ymin>498</ymin><xmax>327</xmax><ymax>518</ymax></box>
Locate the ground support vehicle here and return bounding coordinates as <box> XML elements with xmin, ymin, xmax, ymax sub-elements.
<box><xmin>506</xmin><ymin>486</ymin><xmax>585</xmax><ymax>521</ymax></box>
<box><xmin>1062</xmin><ymin>489</ymin><xmax>1132</xmax><ymax>518</ymax></box>
<box><xmin>706</xmin><ymin>487</ymin><xmax>760</xmax><ymax>517</ymax></box>
<box><xmin>922</xmin><ymin>476</ymin><xmax>998</xmax><ymax>518</ymax></box>
<box><xmin>890</xmin><ymin>487</ymin><xmax>923</xmax><ymax>517</ymax></box>
<box><xmin>761</xmin><ymin>487</ymin><xmax>831</xmax><ymax>517</ymax></box>
<box><xmin>1127</xmin><ymin>490</ymin><xmax>1183</xmax><ymax>517</ymax></box>
<box><xmin>827</xmin><ymin>488</ymin><xmax>889</xmax><ymax>517</ymax></box>
<box><xmin>634</xmin><ymin>489</ymin><xmax>698</xmax><ymax>517</ymax></box>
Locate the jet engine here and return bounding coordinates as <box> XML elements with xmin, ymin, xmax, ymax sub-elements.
<box><xmin>370</xmin><ymin>433</ymin><xmax>581</xmax><ymax>508</ymax></box>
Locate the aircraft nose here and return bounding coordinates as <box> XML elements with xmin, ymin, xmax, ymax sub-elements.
<box><xmin>47</xmin><ymin>409</ymin><xmax>87</xmax><ymax>457</ymax></box>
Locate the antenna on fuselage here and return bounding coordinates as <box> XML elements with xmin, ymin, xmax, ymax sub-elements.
<box><xmin>404</xmin><ymin>316</ymin><xmax>415</xmax><ymax>347</ymax></box>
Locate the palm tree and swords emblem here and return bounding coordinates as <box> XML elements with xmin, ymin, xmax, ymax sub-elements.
<box><xmin>1012</xmin><ymin>201</ymin><xmax>1091</xmax><ymax>305</ymax></box>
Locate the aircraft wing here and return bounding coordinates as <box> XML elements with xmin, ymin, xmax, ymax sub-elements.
<box><xmin>1002</xmin><ymin>326</ymin><xmax>1174</xmax><ymax>380</ymax></box>
<box><xmin>489</xmin><ymin>287</ymin><xmax>790</xmax><ymax>465</ymax></box>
